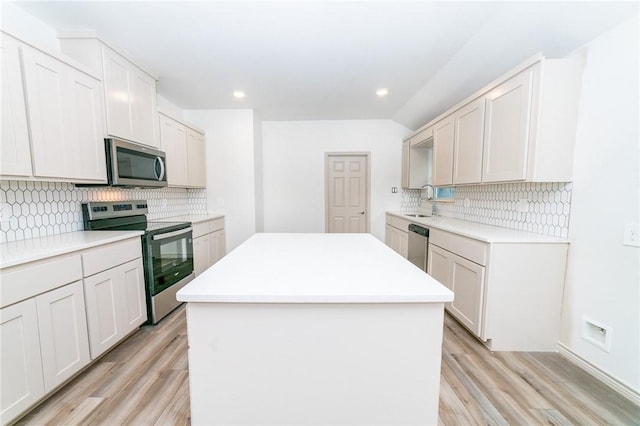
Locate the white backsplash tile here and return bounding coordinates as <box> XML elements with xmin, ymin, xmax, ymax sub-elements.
<box><xmin>0</xmin><ymin>180</ymin><xmax>208</xmax><ymax>243</ymax></box>
<box><xmin>402</xmin><ymin>182</ymin><xmax>572</xmax><ymax>238</ymax></box>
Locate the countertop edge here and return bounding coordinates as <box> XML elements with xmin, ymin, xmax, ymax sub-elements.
<box><xmin>176</xmin><ymin>295</ymin><xmax>453</xmax><ymax>304</ymax></box>
<box><xmin>158</xmin><ymin>213</ymin><xmax>225</xmax><ymax>224</ymax></box>
<box><xmin>386</xmin><ymin>211</ymin><xmax>569</xmax><ymax>243</ymax></box>
<box><xmin>0</xmin><ymin>230</ymin><xmax>144</xmax><ymax>269</ymax></box>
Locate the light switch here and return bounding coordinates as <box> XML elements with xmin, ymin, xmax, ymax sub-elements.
<box><xmin>623</xmin><ymin>223</ymin><xmax>640</xmax><ymax>247</ymax></box>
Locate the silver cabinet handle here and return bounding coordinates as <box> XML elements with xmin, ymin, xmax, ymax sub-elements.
<box><xmin>359</xmin><ymin>211</ymin><xmax>365</xmax><ymax>214</ymax></box>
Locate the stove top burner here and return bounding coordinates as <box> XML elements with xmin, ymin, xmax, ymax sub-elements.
<box><xmin>82</xmin><ymin>201</ymin><xmax>191</xmax><ymax>234</ymax></box>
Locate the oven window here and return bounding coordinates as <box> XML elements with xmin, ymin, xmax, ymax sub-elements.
<box><xmin>157</xmin><ymin>238</ymin><xmax>188</xmax><ymax>273</ymax></box>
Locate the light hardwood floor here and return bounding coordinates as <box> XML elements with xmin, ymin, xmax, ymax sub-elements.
<box><xmin>17</xmin><ymin>306</ymin><xmax>639</xmax><ymax>425</ymax></box>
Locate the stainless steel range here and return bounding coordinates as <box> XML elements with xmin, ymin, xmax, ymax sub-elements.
<box><xmin>82</xmin><ymin>200</ymin><xmax>194</xmax><ymax>324</ymax></box>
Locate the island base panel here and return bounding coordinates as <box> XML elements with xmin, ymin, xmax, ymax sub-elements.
<box><xmin>186</xmin><ymin>302</ymin><xmax>446</xmax><ymax>425</ymax></box>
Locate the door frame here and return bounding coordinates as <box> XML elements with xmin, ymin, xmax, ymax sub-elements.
<box><xmin>324</xmin><ymin>152</ymin><xmax>371</xmax><ymax>233</ymax></box>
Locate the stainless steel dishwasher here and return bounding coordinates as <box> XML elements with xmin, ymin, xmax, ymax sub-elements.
<box><xmin>407</xmin><ymin>223</ymin><xmax>429</xmax><ymax>271</ymax></box>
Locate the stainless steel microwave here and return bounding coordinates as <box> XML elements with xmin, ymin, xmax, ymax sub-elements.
<box><xmin>105</xmin><ymin>138</ymin><xmax>167</xmax><ymax>187</ymax></box>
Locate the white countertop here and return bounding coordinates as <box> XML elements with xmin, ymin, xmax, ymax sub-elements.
<box><xmin>387</xmin><ymin>211</ymin><xmax>569</xmax><ymax>243</ymax></box>
<box><xmin>177</xmin><ymin>233</ymin><xmax>454</xmax><ymax>304</ymax></box>
<box><xmin>0</xmin><ymin>230</ymin><xmax>144</xmax><ymax>269</ymax></box>
<box><xmin>156</xmin><ymin>213</ymin><xmax>224</xmax><ymax>224</ymax></box>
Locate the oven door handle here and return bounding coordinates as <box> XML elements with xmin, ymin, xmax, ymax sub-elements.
<box><xmin>152</xmin><ymin>227</ymin><xmax>192</xmax><ymax>241</ymax></box>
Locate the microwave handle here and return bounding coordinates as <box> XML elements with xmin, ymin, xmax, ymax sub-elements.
<box><xmin>154</xmin><ymin>156</ymin><xmax>166</xmax><ymax>181</ymax></box>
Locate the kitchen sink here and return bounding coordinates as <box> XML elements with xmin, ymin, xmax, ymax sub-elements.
<box><xmin>404</xmin><ymin>214</ymin><xmax>428</xmax><ymax>218</ymax></box>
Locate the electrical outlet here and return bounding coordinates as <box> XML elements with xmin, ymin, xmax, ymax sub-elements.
<box><xmin>391</xmin><ymin>187</ymin><xmax>398</xmax><ymax>194</ymax></box>
<box><xmin>0</xmin><ymin>203</ymin><xmax>11</xmax><ymax>223</ymax></box>
<box><xmin>623</xmin><ymin>223</ymin><xmax>640</xmax><ymax>247</ymax></box>
<box><xmin>582</xmin><ymin>317</ymin><xmax>612</xmax><ymax>352</ymax></box>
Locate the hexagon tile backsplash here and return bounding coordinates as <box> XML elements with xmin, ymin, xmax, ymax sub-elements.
<box><xmin>0</xmin><ymin>180</ymin><xmax>208</xmax><ymax>243</ymax></box>
<box><xmin>404</xmin><ymin>182</ymin><xmax>573</xmax><ymax>238</ymax></box>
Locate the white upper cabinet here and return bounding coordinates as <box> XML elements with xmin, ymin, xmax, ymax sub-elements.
<box><xmin>160</xmin><ymin>113</ymin><xmax>189</xmax><ymax>187</ymax></box>
<box><xmin>59</xmin><ymin>36</ymin><xmax>160</xmax><ymax>149</ymax></box>
<box><xmin>129</xmin><ymin>67</ymin><xmax>159</xmax><ymax>147</ymax></box>
<box><xmin>401</xmin><ymin>140</ymin><xmax>410</xmax><ymax>189</ymax></box>
<box><xmin>102</xmin><ymin>47</ymin><xmax>131</xmax><ymax>139</ymax></box>
<box><xmin>482</xmin><ymin>68</ymin><xmax>534</xmax><ymax>183</ymax></box>
<box><xmin>160</xmin><ymin>113</ymin><xmax>207</xmax><ymax>188</ymax></box>
<box><xmin>187</xmin><ymin>128</ymin><xmax>207</xmax><ymax>188</ymax></box>
<box><xmin>453</xmin><ymin>97</ymin><xmax>485</xmax><ymax>184</ymax></box>
<box><xmin>403</xmin><ymin>54</ymin><xmax>585</xmax><ymax>185</ymax></box>
<box><xmin>101</xmin><ymin>46</ymin><xmax>160</xmax><ymax>148</ymax></box>
<box><xmin>401</xmin><ymin>126</ymin><xmax>432</xmax><ymax>189</ymax></box>
<box><xmin>0</xmin><ymin>34</ymin><xmax>31</xmax><ymax>177</ymax></box>
<box><xmin>14</xmin><ymin>37</ymin><xmax>106</xmax><ymax>183</ymax></box>
<box><xmin>432</xmin><ymin>115</ymin><xmax>455</xmax><ymax>186</ymax></box>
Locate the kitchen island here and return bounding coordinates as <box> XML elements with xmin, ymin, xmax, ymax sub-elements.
<box><xmin>177</xmin><ymin>233</ymin><xmax>453</xmax><ymax>426</ymax></box>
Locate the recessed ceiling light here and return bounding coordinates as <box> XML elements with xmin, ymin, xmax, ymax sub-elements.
<box><xmin>376</xmin><ymin>88</ymin><xmax>388</xmax><ymax>97</ymax></box>
<box><xmin>233</xmin><ymin>90</ymin><xmax>245</xmax><ymax>99</ymax></box>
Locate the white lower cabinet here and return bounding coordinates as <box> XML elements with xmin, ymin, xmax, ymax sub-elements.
<box><xmin>428</xmin><ymin>227</ymin><xmax>568</xmax><ymax>351</ymax></box>
<box><xmin>193</xmin><ymin>218</ymin><xmax>226</xmax><ymax>276</ymax></box>
<box><xmin>0</xmin><ymin>299</ymin><xmax>45</xmax><ymax>424</ymax></box>
<box><xmin>0</xmin><ymin>236</ymin><xmax>145</xmax><ymax>424</ymax></box>
<box><xmin>83</xmin><ymin>258</ymin><xmax>145</xmax><ymax>359</ymax></box>
<box><xmin>35</xmin><ymin>281</ymin><xmax>90</xmax><ymax>392</ymax></box>
<box><xmin>384</xmin><ymin>214</ymin><xmax>411</xmax><ymax>258</ymax></box>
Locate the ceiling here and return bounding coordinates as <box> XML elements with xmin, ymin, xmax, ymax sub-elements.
<box><xmin>9</xmin><ymin>1</ymin><xmax>639</xmax><ymax>128</ymax></box>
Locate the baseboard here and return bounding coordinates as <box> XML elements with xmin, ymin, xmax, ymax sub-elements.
<box><xmin>558</xmin><ymin>342</ymin><xmax>640</xmax><ymax>407</ymax></box>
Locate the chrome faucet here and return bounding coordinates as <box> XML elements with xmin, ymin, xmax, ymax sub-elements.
<box><xmin>420</xmin><ymin>184</ymin><xmax>435</xmax><ymax>200</ymax></box>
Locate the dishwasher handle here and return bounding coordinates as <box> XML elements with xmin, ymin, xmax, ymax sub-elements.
<box><xmin>408</xmin><ymin>223</ymin><xmax>429</xmax><ymax>237</ymax></box>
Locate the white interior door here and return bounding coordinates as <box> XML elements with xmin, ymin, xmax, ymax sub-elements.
<box><xmin>326</xmin><ymin>154</ymin><xmax>369</xmax><ymax>233</ymax></box>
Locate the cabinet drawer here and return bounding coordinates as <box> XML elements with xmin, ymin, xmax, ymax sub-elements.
<box><xmin>386</xmin><ymin>214</ymin><xmax>411</xmax><ymax>232</ymax></box>
<box><xmin>209</xmin><ymin>217</ymin><xmax>224</xmax><ymax>233</ymax></box>
<box><xmin>430</xmin><ymin>228</ymin><xmax>488</xmax><ymax>266</ymax></box>
<box><xmin>192</xmin><ymin>222</ymin><xmax>209</xmax><ymax>239</ymax></box>
<box><xmin>82</xmin><ymin>238</ymin><xmax>141</xmax><ymax>277</ymax></box>
<box><xmin>1</xmin><ymin>254</ymin><xmax>82</xmax><ymax>309</ymax></box>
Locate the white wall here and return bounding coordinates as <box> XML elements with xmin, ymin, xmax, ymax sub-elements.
<box><xmin>184</xmin><ymin>110</ymin><xmax>256</xmax><ymax>251</ymax></box>
<box><xmin>261</xmin><ymin>120</ymin><xmax>410</xmax><ymax>241</ymax></box>
<box><xmin>0</xmin><ymin>2</ymin><xmax>59</xmax><ymax>50</ymax></box>
<box><xmin>560</xmin><ymin>16</ymin><xmax>639</xmax><ymax>395</ymax></box>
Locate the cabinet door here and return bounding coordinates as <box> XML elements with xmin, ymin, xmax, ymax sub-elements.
<box><xmin>21</xmin><ymin>46</ymin><xmax>67</xmax><ymax>179</ymax></box>
<box><xmin>102</xmin><ymin>47</ymin><xmax>131</xmax><ymax>140</ymax></box>
<box><xmin>432</xmin><ymin>115</ymin><xmax>455</xmax><ymax>186</ymax></box>
<box><xmin>65</xmin><ymin>67</ymin><xmax>107</xmax><ymax>181</ymax></box>
<box><xmin>401</xmin><ymin>140</ymin><xmax>410</xmax><ymax>189</ymax></box>
<box><xmin>0</xmin><ymin>299</ymin><xmax>45</xmax><ymax>422</ymax></box>
<box><xmin>1</xmin><ymin>35</ymin><xmax>32</xmax><ymax>177</ymax></box>
<box><xmin>83</xmin><ymin>267</ymin><xmax>120</xmax><ymax>359</ymax></box>
<box><xmin>187</xmin><ymin>128</ymin><xmax>207</xmax><ymax>187</ymax></box>
<box><xmin>118</xmin><ymin>258</ymin><xmax>146</xmax><ymax>336</ymax></box>
<box><xmin>449</xmin><ymin>253</ymin><xmax>485</xmax><ymax>337</ymax></box>
<box><xmin>427</xmin><ymin>244</ymin><xmax>452</xmax><ymax>298</ymax></box>
<box><xmin>193</xmin><ymin>234</ymin><xmax>211</xmax><ymax>276</ymax></box>
<box><xmin>398</xmin><ymin>230</ymin><xmax>408</xmax><ymax>258</ymax></box>
<box><xmin>84</xmin><ymin>259</ymin><xmax>145</xmax><ymax>359</ymax></box>
<box><xmin>160</xmin><ymin>115</ymin><xmax>189</xmax><ymax>187</ymax></box>
<box><xmin>453</xmin><ymin>98</ymin><xmax>485</xmax><ymax>184</ymax></box>
<box><xmin>130</xmin><ymin>68</ymin><xmax>160</xmax><ymax>149</ymax></box>
<box><xmin>209</xmin><ymin>229</ymin><xmax>226</xmax><ymax>266</ymax></box>
<box><xmin>36</xmin><ymin>281</ymin><xmax>90</xmax><ymax>392</ymax></box>
<box><xmin>482</xmin><ymin>68</ymin><xmax>534</xmax><ymax>183</ymax></box>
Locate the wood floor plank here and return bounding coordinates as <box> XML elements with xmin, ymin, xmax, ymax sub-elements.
<box><xmin>15</xmin><ymin>308</ymin><xmax>638</xmax><ymax>426</ymax></box>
